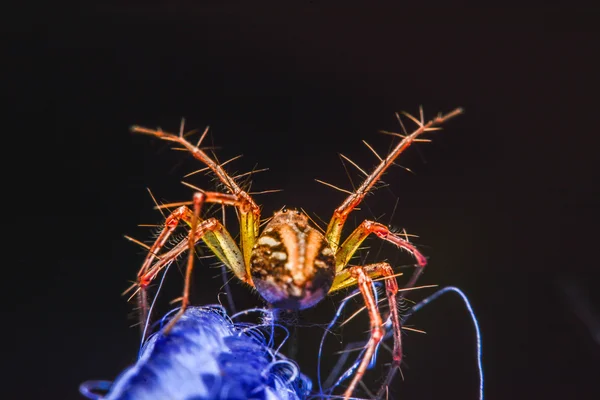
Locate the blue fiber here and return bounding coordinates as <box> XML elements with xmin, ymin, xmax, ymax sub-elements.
<box><xmin>80</xmin><ymin>306</ymin><xmax>312</xmax><ymax>400</ymax></box>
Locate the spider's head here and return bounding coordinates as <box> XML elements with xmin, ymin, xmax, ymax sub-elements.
<box><xmin>249</xmin><ymin>207</ymin><xmax>336</xmax><ymax>310</ymax></box>
<box><xmin>269</xmin><ymin>207</ymin><xmax>308</xmax><ymax>227</ymax></box>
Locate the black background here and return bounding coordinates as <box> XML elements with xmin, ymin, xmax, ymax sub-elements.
<box><xmin>7</xmin><ymin>3</ymin><xmax>600</xmax><ymax>400</ymax></box>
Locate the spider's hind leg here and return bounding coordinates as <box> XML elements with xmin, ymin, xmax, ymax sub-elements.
<box><xmin>329</xmin><ymin>219</ymin><xmax>429</xmax><ymax>398</ymax></box>
<box><xmin>329</xmin><ymin>263</ymin><xmax>401</xmax><ymax>400</ymax></box>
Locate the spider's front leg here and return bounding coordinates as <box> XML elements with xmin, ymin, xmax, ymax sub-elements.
<box><xmin>131</xmin><ymin>123</ymin><xmax>262</xmax><ymax>268</ymax></box>
<box><xmin>320</xmin><ymin>109</ymin><xmax>461</xmax><ymax>398</ymax></box>
<box><xmin>330</xmin><ymin>263</ymin><xmax>400</xmax><ymax>400</ymax></box>
<box><xmin>325</xmin><ymin>108</ymin><xmax>463</xmax><ymax>252</ymax></box>
<box><xmin>131</xmin><ymin>122</ymin><xmax>265</xmax><ymax>334</ymax></box>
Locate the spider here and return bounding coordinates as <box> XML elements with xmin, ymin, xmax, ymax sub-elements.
<box><xmin>127</xmin><ymin>107</ymin><xmax>462</xmax><ymax>399</ymax></box>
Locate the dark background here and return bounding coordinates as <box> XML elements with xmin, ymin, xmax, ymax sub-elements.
<box><xmin>7</xmin><ymin>3</ymin><xmax>600</xmax><ymax>399</ymax></box>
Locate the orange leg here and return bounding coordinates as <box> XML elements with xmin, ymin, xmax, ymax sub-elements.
<box><xmin>135</xmin><ymin>191</ymin><xmax>243</xmax><ymax>284</ymax></box>
<box><xmin>330</xmin><ymin>219</ymin><xmax>428</xmax><ymax>398</ymax></box>
<box><xmin>131</xmin><ymin>123</ymin><xmax>262</xmax><ymax>268</ymax></box>
<box><xmin>130</xmin><ymin>122</ymin><xmax>264</xmax><ymax>334</ymax></box>
<box><xmin>336</xmin><ymin>220</ymin><xmax>427</xmax><ymax>270</ymax></box>
<box><xmin>325</xmin><ymin>108</ymin><xmax>463</xmax><ymax>252</ymax></box>
<box><xmin>341</xmin><ymin>263</ymin><xmax>401</xmax><ymax>400</ymax></box>
<box><xmin>335</xmin><ymin>219</ymin><xmax>427</xmax><ymax>294</ymax></box>
<box><xmin>164</xmin><ymin>191</ymin><xmax>203</xmax><ymax>333</ymax></box>
<box><xmin>131</xmin><ymin>191</ymin><xmax>248</xmax><ymax>335</ymax></box>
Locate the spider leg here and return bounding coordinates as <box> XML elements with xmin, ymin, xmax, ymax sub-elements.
<box><xmin>329</xmin><ymin>219</ymin><xmax>428</xmax><ymax>398</ymax></box>
<box><xmin>131</xmin><ymin>123</ymin><xmax>262</xmax><ymax>268</ymax></box>
<box><xmin>324</xmin><ymin>108</ymin><xmax>463</xmax><ymax>252</ymax></box>
<box><xmin>331</xmin><ymin>263</ymin><xmax>401</xmax><ymax>399</ymax></box>
<box><xmin>332</xmin><ymin>264</ymin><xmax>398</xmax><ymax>400</ymax></box>
<box><xmin>335</xmin><ymin>219</ymin><xmax>427</xmax><ymax>290</ymax></box>
<box><xmin>130</xmin><ymin>191</ymin><xmax>248</xmax><ymax>337</ymax></box>
<box><xmin>163</xmin><ymin>191</ymin><xmax>203</xmax><ymax>333</ymax></box>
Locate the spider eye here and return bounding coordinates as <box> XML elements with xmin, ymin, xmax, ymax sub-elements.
<box><xmin>282</xmin><ymin>206</ymin><xmax>288</xmax><ymax>213</ymax></box>
<box><xmin>295</xmin><ymin>210</ymin><xmax>301</xmax><ymax>215</ymax></box>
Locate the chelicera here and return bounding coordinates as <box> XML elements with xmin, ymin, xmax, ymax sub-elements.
<box><xmin>127</xmin><ymin>108</ymin><xmax>462</xmax><ymax>399</ymax></box>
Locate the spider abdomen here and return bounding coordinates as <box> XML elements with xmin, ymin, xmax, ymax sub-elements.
<box><xmin>249</xmin><ymin>209</ymin><xmax>336</xmax><ymax>310</ymax></box>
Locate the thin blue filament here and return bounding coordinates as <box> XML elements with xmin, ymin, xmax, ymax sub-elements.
<box><xmin>402</xmin><ymin>286</ymin><xmax>484</xmax><ymax>400</ymax></box>
<box><xmin>319</xmin><ymin>286</ymin><xmax>484</xmax><ymax>399</ymax></box>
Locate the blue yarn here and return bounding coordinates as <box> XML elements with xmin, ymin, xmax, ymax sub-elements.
<box><xmin>81</xmin><ymin>287</ymin><xmax>483</xmax><ymax>400</ymax></box>
<box><xmin>80</xmin><ymin>306</ymin><xmax>312</xmax><ymax>400</ymax></box>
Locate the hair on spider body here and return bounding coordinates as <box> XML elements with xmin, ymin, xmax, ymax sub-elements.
<box><xmin>249</xmin><ymin>208</ymin><xmax>336</xmax><ymax>310</ymax></box>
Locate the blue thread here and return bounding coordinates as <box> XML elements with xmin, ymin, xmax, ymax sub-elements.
<box><xmin>402</xmin><ymin>286</ymin><xmax>484</xmax><ymax>400</ymax></box>
<box><xmin>318</xmin><ymin>284</ymin><xmax>384</xmax><ymax>396</ymax></box>
<box><xmin>320</xmin><ymin>286</ymin><xmax>484</xmax><ymax>399</ymax></box>
<box><xmin>80</xmin><ymin>306</ymin><xmax>312</xmax><ymax>400</ymax></box>
<box><xmin>139</xmin><ymin>261</ymin><xmax>172</xmax><ymax>358</ymax></box>
<box><xmin>317</xmin><ymin>288</ymin><xmax>363</xmax><ymax>395</ymax></box>
<box><xmin>79</xmin><ymin>380</ymin><xmax>112</xmax><ymax>400</ymax></box>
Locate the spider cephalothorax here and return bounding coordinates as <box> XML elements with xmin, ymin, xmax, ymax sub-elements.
<box><xmin>127</xmin><ymin>108</ymin><xmax>462</xmax><ymax>399</ymax></box>
<box><xmin>250</xmin><ymin>208</ymin><xmax>336</xmax><ymax>310</ymax></box>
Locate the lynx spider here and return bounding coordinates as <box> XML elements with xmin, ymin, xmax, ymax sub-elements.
<box><xmin>126</xmin><ymin>107</ymin><xmax>462</xmax><ymax>399</ymax></box>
